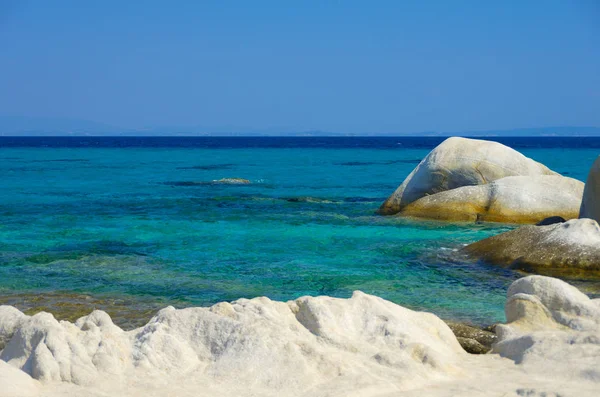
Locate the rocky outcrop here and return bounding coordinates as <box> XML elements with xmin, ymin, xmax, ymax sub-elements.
<box><xmin>579</xmin><ymin>156</ymin><xmax>600</xmax><ymax>222</ymax></box>
<box><xmin>494</xmin><ymin>276</ymin><xmax>600</xmax><ymax>373</ymax></box>
<box><xmin>461</xmin><ymin>218</ymin><xmax>600</xmax><ymax>277</ymax></box>
<box><xmin>1</xmin><ymin>277</ymin><xmax>600</xmax><ymax>396</ymax></box>
<box><xmin>0</xmin><ymin>292</ymin><xmax>465</xmax><ymax>392</ymax></box>
<box><xmin>379</xmin><ymin>137</ymin><xmax>559</xmax><ymax>216</ymax></box>
<box><xmin>398</xmin><ymin>175</ymin><xmax>583</xmax><ymax>223</ymax></box>
<box><xmin>459</xmin><ymin>155</ymin><xmax>600</xmax><ymax>276</ymax></box>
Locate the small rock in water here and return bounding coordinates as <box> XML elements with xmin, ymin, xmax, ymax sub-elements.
<box><xmin>285</xmin><ymin>197</ymin><xmax>335</xmax><ymax>204</ymax></box>
<box><xmin>462</xmin><ymin>218</ymin><xmax>600</xmax><ymax>277</ymax></box>
<box><xmin>163</xmin><ymin>178</ymin><xmax>252</xmax><ymax>186</ymax></box>
<box><xmin>213</xmin><ymin>178</ymin><xmax>251</xmax><ymax>185</ymax></box>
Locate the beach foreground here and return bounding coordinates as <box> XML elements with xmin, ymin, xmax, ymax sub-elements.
<box><xmin>1</xmin><ymin>275</ymin><xmax>598</xmax><ymax>397</ymax></box>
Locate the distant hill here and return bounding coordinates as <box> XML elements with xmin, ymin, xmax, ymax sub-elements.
<box><xmin>423</xmin><ymin>126</ymin><xmax>600</xmax><ymax>137</ymax></box>
<box><xmin>0</xmin><ymin>116</ymin><xmax>122</xmax><ymax>136</ymax></box>
<box><xmin>1</xmin><ymin>116</ymin><xmax>599</xmax><ymax>137</ymax></box>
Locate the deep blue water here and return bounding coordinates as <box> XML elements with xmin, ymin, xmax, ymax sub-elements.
<box><xmin>0</xmin><ymin>136</ymin><xmax>597</xmax><ymax>327</ymax></box>
<box><xmin>2</xmin><ymin>136</ymin><xmax>600</xmax><ymax>148</ymax></box>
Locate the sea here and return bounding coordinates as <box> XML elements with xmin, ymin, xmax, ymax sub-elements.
<box><xmin>1</xmin><ymin>136</ymin><xmax>599</xmax><ymax>328</ymax></box>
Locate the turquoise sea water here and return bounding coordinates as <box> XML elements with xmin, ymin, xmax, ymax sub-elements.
<box><xmin>1</xmin><ymin>137</ymin><xmax>598</xmax><ymax>327</ymax></box>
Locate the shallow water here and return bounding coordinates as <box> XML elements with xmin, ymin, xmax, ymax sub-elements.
<box><xmin>0</xmin><ymin>136</ymin><xmax>598</xmax><ymax>328</ymax></box>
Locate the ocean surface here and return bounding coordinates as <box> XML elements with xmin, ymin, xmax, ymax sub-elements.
<box><xmin>1</xmin><ymin>136</ymin><xmax>599</xmax><ymax>328</ymax></box>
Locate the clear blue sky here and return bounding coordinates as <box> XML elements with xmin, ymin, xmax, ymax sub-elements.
<box><xmin>1</xmin><ymin>0</ymin><xmax>599</xmax><ymax>133</ymax></box>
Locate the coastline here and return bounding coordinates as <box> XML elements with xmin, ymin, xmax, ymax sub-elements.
<box><xmin>1</xmin><ymin>275</ymin><xmax>599</xmax><ymax>397</ymax></box>
<box><xmin>0</xmin><ymin>290</ymin><xmax>498</xmax><ymax>354</ymax></box>
<box><xmin>2</xmin><ymin>136</ymin><xmax>600</xmax><ymax>395</ymax></box>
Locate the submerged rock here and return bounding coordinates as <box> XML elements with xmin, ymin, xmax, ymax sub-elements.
<box><xmin>213</xmin><ymin>178</ymin><xmax>251</xmax><ymax>184</ymax></box>
<box><xmin>285</xmin><ymin>196</ymin><xmax>337</xmax><ymax>204</ymax></box>
<box><xmin>163</xmin><ymin>178</ymin><xmax>252</xmax><ymax>186</ymax></box>
<box><xmin>398</xmin><ymin>175</ymin><xmax>583</xmax><ymax>223</ymax></box>
<box><xmin>579</xmin><ymin>155</ymin><xmax>600</xmax><ymax>222</ymax></box>
<box><xmin>461</xmin><ymin>218</ymin><xmax>600</xmax><ymax>277</ymax></box>
<box><xmin>379</xmin><ymin>137</ymin><xmax>558</xmax><ymax>216</ymax></box>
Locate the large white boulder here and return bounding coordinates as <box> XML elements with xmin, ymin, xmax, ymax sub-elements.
<box><xmin>399</xmin><ymin>175</ymin><xmax>583</xmax><ymax>223</ymax></box>
<box><xmin>580</xmin><ymin>156</ymin><xmax>600</xmax><ymax>222</ymax></box>
<box><xmin>379</xmin><ymin>137</ymin><xmax>559</xmax><ymax>216</ymax></box>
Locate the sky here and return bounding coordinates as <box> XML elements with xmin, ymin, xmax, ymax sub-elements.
<box><xmin>1</xmin><ymin>0</ymin><xmax>599</xmax><ymax>134</ymax></box>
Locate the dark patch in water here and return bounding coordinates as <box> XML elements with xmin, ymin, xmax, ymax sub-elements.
<box><xmin>25</xmin><ymin>241</ymin><xmax>152</xmax><ymax>263</ymax></box>
<box><xmin>32</xmin><ymin>159</ymin><xmax>90</xmax><ymax>163</ymax></box>
<box><xmin>285</xmin><ymin>197</ymin><xmax>338</xmax><ymax>204</ymax></box>
<box><xmin>216</xmin><ymin>202</ymin><xmax>251</xmax><ymax>209</ymax></box>
<box><xmin>6</xmin><ymin>167</ymin><xmax>63</xmax><ymax>172</ymax></box>
<box><xmin>176</xmin><ymin>164</ymin><xmax>234</xmax><ymax>170</ymax></box>
<box><xmin>163</xmin><ymin>181</ymin><xmax>210</xmax><ymax>186</ymax></box>
<box><xmin>336</xmin><ymin>161</ymin><xmax>377</xmax><ymax>166</ymax></box>
<box><xmin>26</xmin><ymin>252</ymin><xmax>87</xmax><ymax>264</ymax></box>
<box><xmin>336</xmin><ymin>159</ymin><xmax>421</xmax><ymax>166</ymax></box>
<box><xmin>343</xmin><ymin>197</ymin><xmax>383</xmax><ymax>203</ymax></box>
<box><xmin>361</xmin><ymin>182</ymin><xmax>400</xmax><ymax>190</ymax></box>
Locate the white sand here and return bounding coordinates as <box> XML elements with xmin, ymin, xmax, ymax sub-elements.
<box><xmin>1</xmin><ymin>276</ymin><xmax>599</xmax><ymax>397</ymax></box>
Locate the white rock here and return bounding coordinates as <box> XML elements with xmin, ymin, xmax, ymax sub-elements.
<box><xmin>399</xmin><ymin>175</ymin><xmax>584</xmax><ymax>223</ymax></box>
<box><xmin>0</xmin><ymin>306</ymin><xmax>26</xmax><ymax>351</ymax></box>
<box><xmin>494</xmin><ymin>276</ymin><xmax>600</xmax><ymax>382</ymax></box>
<box><xmin>0</xmin><ymin>309</ymin><xmax>128</xmax><ymax>385</ymax></box>
<box><xmin>379</xmin><ymin>137</ymin><xmax>558</xmax><ymax>215</ymax></box>
<box><xmin>0</xmin><ymin>293</ymin><xmax>465</xmax><ymax>396</ymax></box>
<box><xmin>0</xmin><ymin>360</ymin><xmax>39</xmax><ymax>397</ymax></box>
<box><xmin>1</xmin><ymin>280</ymin><xmax>599</xmax><ymax>396</ymax></box>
